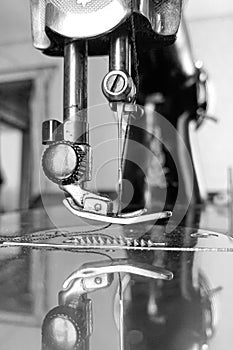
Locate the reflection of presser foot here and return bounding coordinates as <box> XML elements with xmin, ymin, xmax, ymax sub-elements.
<box><xmin>62</xmin><ymin>259</ymin><xmax>173</xmax><ymax>296</ymax></box>
<box><xmin>42</xmin><ymin>260</ymin><xmax>173</xmax><ymax>349</ymax></box>
<box><xmin>63</xmin><ymin>197</ymin><xmax>172</xmax><ymax>225</ymax></box>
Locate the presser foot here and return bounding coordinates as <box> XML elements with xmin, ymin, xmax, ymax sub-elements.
<box><xmin>63</xmin><ymin>197</ymin><xmax>172</xmax><ymax>225</ymax></box>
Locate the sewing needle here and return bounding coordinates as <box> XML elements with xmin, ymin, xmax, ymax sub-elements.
<box><xmin>117</xmin><ymin>102</ymin><xmax>124</xmax><ymax>214</ymax></box>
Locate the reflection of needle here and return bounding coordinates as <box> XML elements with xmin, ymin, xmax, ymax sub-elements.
<box><xmin>118</xmin><ymin>273</ymin><xmax>124</xmax><ymax>350</ymax></box>
<box><xmin>117</xmin><ymin>103</ymin><xmax>124</xmax><ymax>215</ymax></box>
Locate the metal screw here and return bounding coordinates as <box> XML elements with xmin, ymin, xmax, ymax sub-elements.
<box><xmin>94</xmin><ymin>277</ymin><xmax>102</xmax><ymax>285</ymax></box>
<box><xmin>107</xmin><ymin>74</ymin><xmax>125</xmax><ymax>94</ymax></box>
<box><xmin>94</xmin><ymin>203</ymin><xmax>102</xmax><ymax>212</ymax></box>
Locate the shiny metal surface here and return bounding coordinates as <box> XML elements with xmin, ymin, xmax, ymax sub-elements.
<box><xmin>62</xmin><ymin>184</ymin><xmax>113</xmax><ymax>215</ymax></box>
<box><xmin>63</xmin><ymin>197</ymin><xmax>171</xmax><ymax>225</ymax></box>
<box><xmin>46</xmin><ymin>0</ymin><xmax>130</xmax><ymax>39</ymax></box>
<box><xmin>30</xmin><ymin>0</ymin><xmax>51</xmax><ymax>50</ymax></box>
<box><xmin>63</xmin><ymin>259</ymin><xmax>172</xmax><ymax>288</ymax></box>
<box><xmin>102</xmin><ymin>71</ymin><xmax>135</xmax><ymax>102</ymax></box>
<box><xmin>42</xmin><ymin>143</ymin><xmax>78</xmax><ymax>180</ymax></box>
<box><xmin>42</xmin><ymin>143</ymin><xmax>90</xmax><ymax>185</ymax></box>
<box><xmin>0</xmin><ymin>204</ymin><xmax>232</xmax><ymax>349</ymax></box>
<box><xmin>30</xmin><ymin>0</ymin><xmax>182</xmax><ymax>53</ymax></box>
<box><xmin>42</xmin><ymin>119</ymin><xmax>63</xmax><ymax>145</ymax></box>
<box><xmin>44</xmin><ymin>316</ymin><xmax>79</xmax><ymax>348</ymax></box>
<box><xmin>109</xmin><ymin>33</ymin><xmax>131</xmax><ymax>72</ymax></box>
<box><xmin>63</xmin><ymin>41</ymin><xmax>88</xmax><ymax>126</ymax></box>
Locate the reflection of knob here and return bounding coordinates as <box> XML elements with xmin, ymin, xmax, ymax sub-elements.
<box><xmin>42</xmin><ymin>305</ymin><xmax>87</xmax><ymax>350</ymax></box>
<box><xmin>42</xmin><ymin>141</ymin><xmax>86</xmax><ymax>185</ymax></box>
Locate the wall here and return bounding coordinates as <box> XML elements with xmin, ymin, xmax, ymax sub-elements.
<box><xmin>0</xmin><ymin>127</ymin><xmax>22</xmax><ymax>210</ymax></box>
<box><xmin>185</xmin><ymin>0</ymin><xmax>233</xmax><ymax>192</ymax></box>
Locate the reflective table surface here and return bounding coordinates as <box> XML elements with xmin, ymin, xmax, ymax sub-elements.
<box><xmin>0</xmin><ymin>203</ymin><xmax>232</xmax><ymax>350</ymax></box>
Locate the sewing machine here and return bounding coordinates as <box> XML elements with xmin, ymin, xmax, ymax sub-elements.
<box><xmin>5</xmin><ymin>1</ymin><xmax>221</xmax><ymax>349</ymax></box>
<box><xmin>30</xmin><ymin>0</ymin><xmax>208</xmax><ymax>226</ymax></box>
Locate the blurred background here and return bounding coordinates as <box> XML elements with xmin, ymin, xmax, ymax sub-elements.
<box><xmin>0</xmin><ymin>0</ymin><xmax>233</xmax><ymax>211</ymax></box>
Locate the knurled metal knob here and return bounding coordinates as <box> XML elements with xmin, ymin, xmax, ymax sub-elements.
<box><xmin>42</xmin><ymin>305</ymin><xmax>88</xmax><ymax>350</ymax></box>
<box><xmin>42</xmin><ymin>141</ymin><xmax>86</xmax><ymax>185</ymax></box>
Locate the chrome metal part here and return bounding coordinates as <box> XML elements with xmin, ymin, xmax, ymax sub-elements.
<box><xmin>42</xmin><ymin>119</ymin><xmax>62</xmax><ymax>145</ymax></box>
<box><xmin>116</xmin><ymin>103</ymin><xmax>124</xmax><ymax>214</ymax></box>
<box><xmin>30</xmin><ymin>1</ymin><xmax>182</xmax><ymax>51</ymax></box>
<box><xmin>64</xmin><ymin>235</ymin><xmax>166</xmax><ymax>248</ymax></box>
<box><xmin>61</xmin><ymin>183</ymin><xmax>90</xmax><ymax>207</ymax></box>
<box><xmin>6</xmin><ymin>241</ymin><xmax>233</xmax><ymax>252</ymax></box>
<box><xmin>102</xmin><ymin>33</ymin><xmax>136</xmax><ymax>103</ymax></box>
<box><xmin>83</xmin><ymin>195</ymin><xmax>113</xmax><ymax>215</ymax></box>
<box><xmin>42</xmin><ymin>41</ymin><xmax>92</xmax><ymax>187</ymax></box>
<box><xmin>45</xmin><ymin>0</ymin><xmax>131</xmax><ymax>40</ymax></box>
<box><xmin>62</xmin><ymin>232</ymin><xmax>169</xmax><ymax>249</ymax></box>
<box><xmin>30</xmin><ymin>0</ymin><xmax>51</xmax><ymax>50</ymax></box>
<box><xmin>102</xmin><ymin>32</ymin><xmax>137</xmax><ymax>217</ymax></box>
<box><xmin>110</xmin><ymin>102</ymin><xmax>144</xmax><ymax>115</ymax></box>
<box><xmin>64</xmin><ymin>41</ymin><xmax>88</xmax><ymax>130</ymax></box>
<box><xmin>59</xmin><ymin>272</ymin><xmax>113</xmax><ymax>305</ymax></box>
<box><xmin>42</xmin><ymin>301</ymin><xmax>92</xmax><ymax>349</ymax></box>
<box><xmin>58</xmin><ymin>259</ymin><xmax>172</xmax><ymax>349</ymax></box>
<box><xmin>42</xmin><ymin>142</ymin><xmax>88</xmax><ymax>185</ymax></box>
<box><xmin>63</xmin><ymin>259</ymin><xmax>173</xmax><ymax>288</ymax></box>
<box><xmin>63</xmin><ymin>118</ymin><xmax>89</xmax><ymax>144</ymax></box>
<box><xmin>61</xmin><ymin>40</ymin><xmax>117</xmax><ymax>215</ymax></box>
<box><xmin>3</xmin><ymin>225</ymin><xmax>233</xmax><ymax>252</ymax></box>
<box><xmin>109</xmin><ymin>32</ymin><xmax>131</xmax><ymax>72</ymax></box>
<box><xmin>63</xmin><ymin>197</ymin><xmax>172</xmax><ymax>224</ymax></box>
<box><xmin>195</xmin><ymin>61</ymin><xmax>216</xmax><ymax>128</ymax></box>
<box><xmin>2</xmin><ymin>235</ymin><xmax>169</xmax><ymax>250</ymax></box>
<box><xmin>102</xmin><ymin>70</ymin><xmax>136</xmax><ymax>102</ymax></box>
<box><xmin>62</xmin><ymin>184</ymin><xmax>113</xmax><ymax>214</ymax></box>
